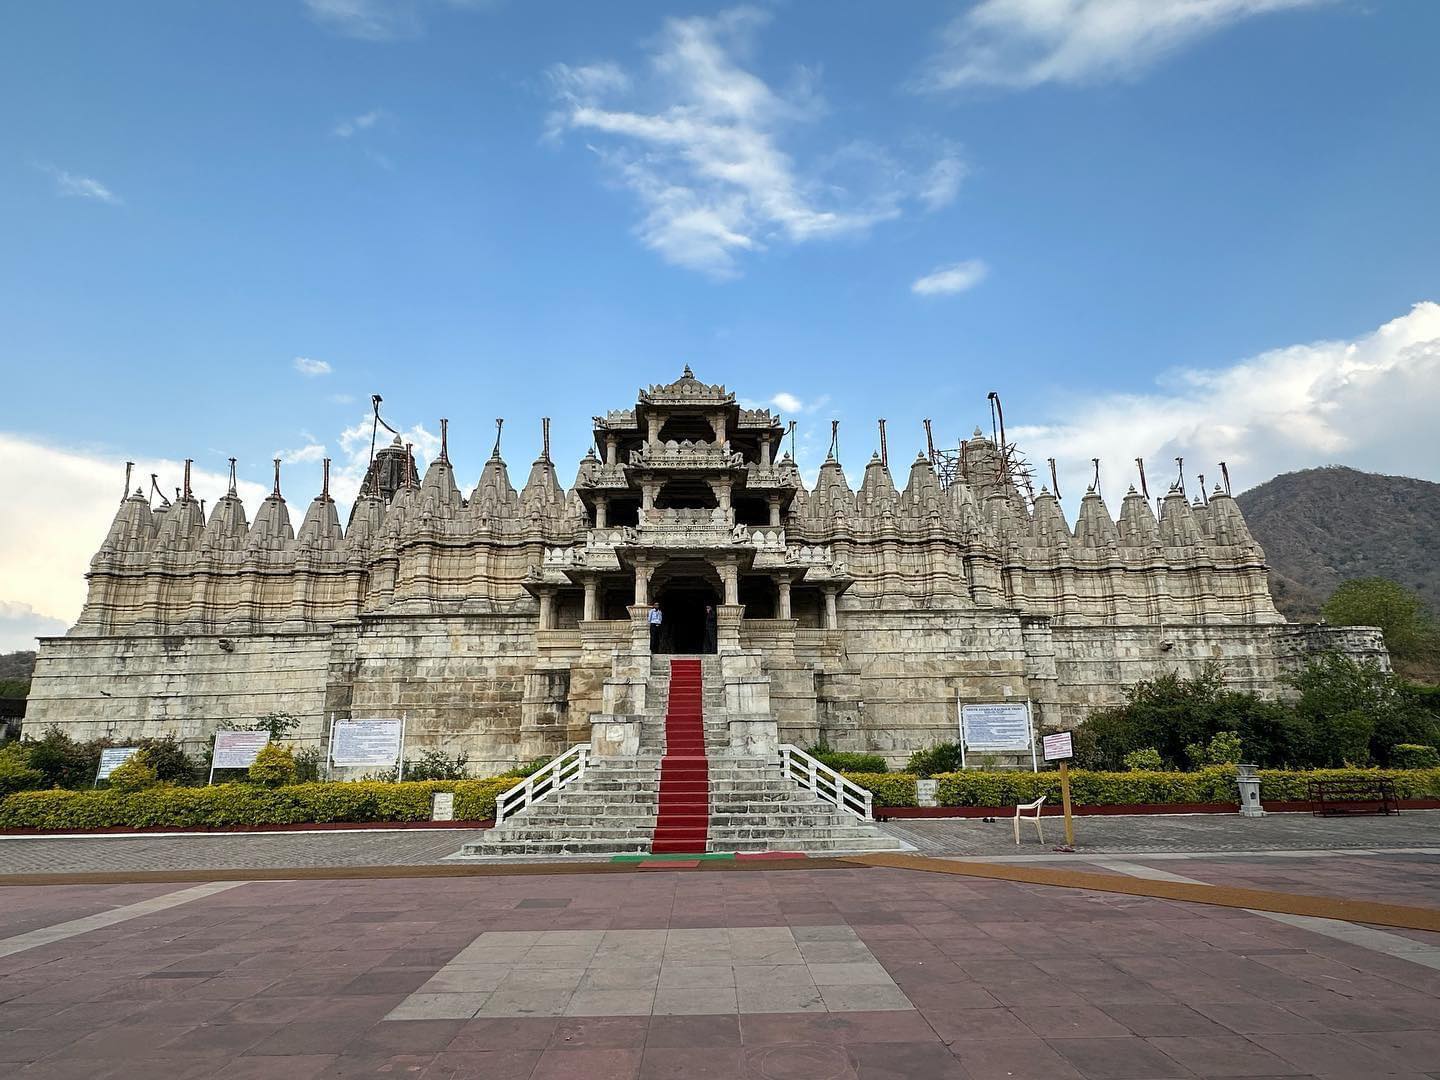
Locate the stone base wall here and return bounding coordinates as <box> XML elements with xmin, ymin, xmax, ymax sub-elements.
<box><xmin>26</xmin><ymin>609</ymin><xmax>1387</xmax><ymax>775</ymax></box>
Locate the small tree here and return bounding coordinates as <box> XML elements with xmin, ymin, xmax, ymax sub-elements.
<box><xmin>1122</xmin><ymin>747</ymin><xmax>1164</xmax><ymax>771</ymax></box>
<box><xmin>248</xmin><ymin>744</ymin><xmax>297</xmax><ymax>788</ymax></box>
<box><xmin>1323</xmin><ymin>578</ymin><xmax>1440</xmax><ymax>677</ymax></box>
<box><xmin>107</xmin><ymin>751</ymin><xmax>160</xmax><ymax>792</ymax></box>
<box><xmin>1287</xmin><ymin>652</ymin><xmax>1439</xmax><ymax>766</ymax></box>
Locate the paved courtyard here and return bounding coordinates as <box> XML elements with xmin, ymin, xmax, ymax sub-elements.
<box><xmin>2</xmin><ymin>846</ymin><xmax>1439</xmax><ymax>1079</ymax></box>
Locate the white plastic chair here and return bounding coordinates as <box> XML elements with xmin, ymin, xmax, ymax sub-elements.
<box><xmin>1013</xmin><ymin>796</ymin><xmax>1047</xmax><ymax>845</ymax></box>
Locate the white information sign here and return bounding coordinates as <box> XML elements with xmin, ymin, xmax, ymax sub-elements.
<box><xmin>331</xmin><ymin>718</ymin><xmax>405</xmax><ymax>768</ymax></box>
<box><xmin>1043</xmin><ymin>731</ymin><xmax>1075</xmax><ymax>762</ymax></box>
<box><xmin>96</xmin><ymin>747</ymin><xmax>140</xmax><ymax>781</ymax></box>
<box><xmin>960</xmin><ymin>703</ymin><xmax>1033</xmax><ymax>751</ymax></box>
<box><xmin>211</xmin><ymin>731</ymin><xmax>270</xmax><ymax>770</ymax></box>
<box><xmin>431</xmin><ymin>791</ymin><xmax>455</xmax><ymax>822</ymax></box>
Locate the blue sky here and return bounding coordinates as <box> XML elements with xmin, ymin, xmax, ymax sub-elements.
<box><xmin>2</xmin><ymin>0</ymin><xmax>1439</xmax><ymax>646</ymax></box>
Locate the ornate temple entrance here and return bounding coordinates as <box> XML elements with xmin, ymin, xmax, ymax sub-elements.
<box><xmin>652</xmin><ymin>560</ymin><xmax>720</xmax><ymax>654</ymax></box>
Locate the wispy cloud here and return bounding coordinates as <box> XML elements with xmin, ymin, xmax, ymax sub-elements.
<box><xmin>293</xmin><ymin>356</ymin><xmax>333</xmax><ymax>377</ymax></box>
<box><xmin>333</xmin><ymin>108</ymin><xmax>386</xmax><ymax>137</ymax></box>
<box><xmin>0</xmin><ymin>600</ymin><xmax>69</xmax><ymax>652</ymax></box>
<box><xmin>546</xmin><ymin>7</ymin><xmax>963</xmax><ymax>278</ymax></box>
<box><xmin>916</xmin><ymin>0</ymin><xmax>1325</xmax><ymax>92</ymax></box>
<box><xmin>1016</xmin><ymin>302</ymin><xmax>1440</xmax><ymax>511</ymax></box>
<box><xmin>303</xmin><ymin>0</ymin><xmax>422</xmax><ymax>41</ymax></box>
<box><xmin>36</xmin><ymin>164</ymin><xmax>122</xmax><ymax>205</ymax></box>
<box><xmin>328</xmin><ymin>393</ymin><xmax>357</xmax><ymax>405</ymax></box>
<box><xmin>912</xmin><ymin>259</ymin><xmax>989</xmax><ymax>296</ymax></box>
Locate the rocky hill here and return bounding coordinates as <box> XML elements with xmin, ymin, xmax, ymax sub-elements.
<box><xmin>1237</xmin><ymin>466</ymin><xmax>1440</xmax><ymax>620</ymax></box>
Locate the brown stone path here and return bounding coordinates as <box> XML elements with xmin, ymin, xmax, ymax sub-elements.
<box><xmin>3</xmin><ymin>859</ymin><xmax>1440</xmax><ymax>1078</ymax></box>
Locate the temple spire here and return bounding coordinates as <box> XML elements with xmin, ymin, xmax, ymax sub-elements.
<box><xmin>272</xmin><ymin>458</ymin><xmax>282</xmax><ymax>496</ymax></box>
<box><xmin>183</xmin><ymin>459</ymin><xmax>193</xmax><ymax>501</ymax></box>
<box><xmin>492</xmin><ymin>417</ymin><xmax>504</xmax><ymax>459</ymax></box>
<box><xmin>227</xmin><ymin>457</ymin><xmax>237</xmax><ymax>496</ymax></box>
<box><xmin>541</xmin><ymin>417</ymin><xmax>551</xmax><ymax>461</ymax></box>
<box><xmin>439</xmin><ymin>419</ymin><xmax>449</xmax><ymax>464</ymax></box>
<box><xmin>123</xmin><ymin>461</ymin><xmax>133</xmax><ymax>501</ymax></box>
<box><xmin>322</xmin><ymin>457</ymin><xmax>331</xmax><ymax>499</ymax></box>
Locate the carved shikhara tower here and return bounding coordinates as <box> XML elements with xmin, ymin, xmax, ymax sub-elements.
<box><xmin>28</xmin><ymin>368</ymin><xmax>1385</xmax><ymax>770</ymax></box>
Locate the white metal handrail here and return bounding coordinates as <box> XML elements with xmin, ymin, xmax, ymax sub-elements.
<box><xmin>494</xmin><ymin>744</ymin><xmax>590</xmax><ymax>825</ymax></box>
<box><xmin>777</xmin><ymin>744</ymin><xmax>874</xmax><ymax>821</ymax></box>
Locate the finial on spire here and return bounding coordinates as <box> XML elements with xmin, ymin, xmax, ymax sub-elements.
<box><xmin>149</xmin><ymin>473</ymin><xmax>170</xmax><ymax>508</ymax></box>
<box><xmin>787</xmin><ymin>419</ymin><xmax>797</xmax><ymax>460</ymax></box>
<box><xmin>923</xmin><ymin>419</ymin><xmax>935</xmax><ymax>464</ymax></box>
<box><xmin>404</xmin><ymin>443</ymin><xmax>415</xmax><ymax>486</ymax></box>
<box><xmin>272</xmin><ymin>458</ymin><xmax>282</xmax><ymax>497</ymax></box>
<box><xmin>541</xmin><ymin>417</ymin><xmax>551</xmax><ymax>461</ymax></box>
<box><xmin>439</xmin><ymin>419</ymin><xmax>449</xmax><ymax>464</ymax></box>
<box><xmin>1219</xmin><ymin>461</ymin><xmax>1232</xmax><ymax>496</ymax></box>
<box><xmin>227</xmin><ymin>458</ymin><xmax>237</xmax><ymax>496</ymax></box>
<box><xmin>1174</xmin><ymin>456</ymin><xmax>1186</xmax><ymax>496</ymax></box>
<box><xmin>183</xmin><ymin>459</ymin><xmax>193</xmax><ymax>500</ymax></box>
<box><xmin>828</xmin><ymin>420</ymin><xmax>839</xmax><ymax>461</ymax></box>
<box><xmin>322</xmin><ymin>457</ymin><xmax>331</xmax><ymax>499</ymax></box>
<box><xmin>123</xmin><ymin>461</ymin><xmax>133</xmax><ymax>501</ymax></box>
<box><xmin>1197</xmin><ymin>473</ymin><xmax>1208</xmax><ymax>505</ymax></box>
<box><xmin>878</xmin><ymin>418</ymin><xmax>888</xmax><ymax>468</ymax></box>
<box><xmin>682</xmin><ymin>364</ymin><xmax>693</xmax><ymax>378</ymax></box>
<box><xmin>492</xmin><ymin>418</ymin><xmax>504</xmax><ymax>459</ymax></box>
<box><xmin>1135</xmin><ymin>457</ymin><xmax>1150</xmax><ymax>500</ymax></box>
<box><xmin>200</xmin><ymin>498</ymin><xmax>206</xmax><ymax>516</ymax></box>
<box><xmin>1047</xmin><ymin>458</ymin><xmax>1061</xmax><ymax>500</ymax></box>
<box><xmin>1090</xmin><ymin>458</ymin><xmax>1101</xmax><ymax>497</ymax></box>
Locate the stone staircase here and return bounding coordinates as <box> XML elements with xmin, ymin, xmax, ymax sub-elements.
<box><xmin>460</xmin><ymin>654</ymin><xmax>906</xmax><ymax>859</ymax></box>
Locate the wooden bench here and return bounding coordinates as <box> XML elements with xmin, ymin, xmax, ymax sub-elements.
<box><xmin>1308</xmin><ymin>777</ymin><xmax>1400</xmax><ymax>816</ymax></box>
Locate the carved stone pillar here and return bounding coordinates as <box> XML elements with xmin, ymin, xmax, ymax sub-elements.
<box><xmin>715</xmin><ymin>603</ymin><xmax>744</xmax><ymax>652</ymax></box>
<box><xmin>627</xmin><ymin>604</ymin><xmax>652</xmax><ymax>654</ymax></box>
<box><xmin>594</xmin><ymin>495</ymin><xmax>608</xmax><ymax>529</ymax></box>
<box><xmin>767</xmin><ymin>493</ymin><xmax>782</xmax><ymax>526</ymax></box>
<box><xmin>760</xmin><ymin>434</ymin><xmax>772</xmax><ymax>466</ymax></box>
<box><xmin>647</xmin><ymin>415</ymin><xmax>661</xmax><ymax>443</ymax></box>
<box><xmin>605</xmin><ymin>435</ymin><xmax>618</xmax><ymax>466</ymax></box>
<box><xmin>710</xmin><ymin>412</ymin><xmax>726</xmax><ymax>443</ymax></box>
<box><xmin>641</xmin><ymin>481</ymin><xmax>659</xmax><ymax>515</ymax></box>
<box><xmin>719</xmin><ymin>561</ymin><xmax>739</xmax><ymax>605</ymax></box>
<box><xmin>776</xmin><ymin>576</ymin><xmax>792</xmax><ymax>620</ymax></box>
<box><xmin>583</xmin><ymin>578</ymin><xmax>599</xmax><ymax>622</ymax></box>
<box><xmin>823</xmin><ymin>586</ymin><xmax>839</xmax><ymax>630</ymax></box>
<box><xmin>537</xmin><ymin>589</ymin><xmax>555</xmax><ymax>630</ymax></box>
<box><xmin>633</xmin><ymin>561</ymin><xmax>653</xmax><ymax>606</ymax></box>
<box><xmin>711</xmin><ymin>477</ymin><xmax>733</xmax><ymax>524</ymax></box>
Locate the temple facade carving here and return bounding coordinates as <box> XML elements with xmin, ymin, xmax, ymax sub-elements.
<box><xmin>26</xmin><ymin>367</ymin><xmax>1386</xmax><ymax>770</ymax></box>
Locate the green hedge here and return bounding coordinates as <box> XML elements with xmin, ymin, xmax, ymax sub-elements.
<box><xmin>841</xmin><ymin>773</ymin><xmax>917</xmax><ymax>807</ymax></box>
<box><xmin>842</xmin><ymin>767</ymin><xmax>1440</xmax><ymax>808</ymax></box>
<box><xmin>0</xmin><ymin>777</ymin><xmax>521</xmax><ymax>831</ymax></box>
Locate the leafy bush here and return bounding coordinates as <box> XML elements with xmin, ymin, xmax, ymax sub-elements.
<box><xmin>248</xmin><ymin>745</ymin><xmax>297</xmax><ymax>788</ymax></box>
<box><xmin>806</xmin><ymin>746</ymin><xmax>888</xmax><ymax>773</ymax></box>
<box><xmin>1288</xmin><ymin>653</ymin><xmax>1440</xmax><ymax>766</ymax></box>
<box><xmin>0</xmin><ymin>744</ymin><xmax>43</xmax><ymax>797</ymax></box>
<box><xmin>106</xmin><ymin>752</ymin><xmax>160</xmax><ymax>792</ymax></box>
<box><xmin>1122</xmin><ymin>748</ymin><xmax>1164</xmax><ymax>771</ymax></box>
<box><xmin>21</xmin><ymin>728</ymin><xmax>103</xmax><ymax>789</ymax></box>
<box><xmin>906</xmin><ymin>742</ymin><xmax>965</xmax><ymax>777</ymax></box>
<box><xmin>405</xmin><ymin>747</ymin><xmax>471</xmax><ymax>781</ymax></box>
<box><xmin>841</xmin><ymin>772</ymin><xmax>916</xmax><ymax>806</ymax></box>
<box><xmin>1184</xmin><ymin>731</ymin><xmax>1244</xmax><ymax>768</ymax></box>
<box><xmin>500</xmin><ymin>756</ymin><xmax>555</xmax><ymax>779</ymax></box>
<box><xmin>293</xmin><ymin>746</ymin><xmax>322</xmax><ymax>783</ymax></box>
<box><xmin>1391</xmin><ymin>744</ymin><xmax>1440</xmax><ymax>769</ymax></box>
<box><xmin>133</xmin><ymin>737</ymin><xmax>200</xmax><ymax>785</ymax></box>
<box><xmin>1255</xmin><ymin>767</ymin><xmax>1440</xmax><ymax>802</ymax></box>
<box><xmin>0</xmin><ymin>777</ymin><xmax>522</xmax><ymax>830</ymax></box>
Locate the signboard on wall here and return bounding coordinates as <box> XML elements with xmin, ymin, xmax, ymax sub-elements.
<box><xmin>331</xmin><ymin>718</ymin><xmax>405</xmax><ymax>768</ymax></box>
<box><xmin>211</xmin><ymin>731</ymin><xmax>270</xmax><ymax>770</ymax></box>
<box><xmin>960</xmin><ymin>703</ymin><xmax>1033</xmax><ymax>751</ymax></box>
<box><xmin>96</xmin><ymin>747</ymin><xmax>140</xmax><ymax>781</ymax></box>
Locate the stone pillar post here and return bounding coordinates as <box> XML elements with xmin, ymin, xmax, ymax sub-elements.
<box><xmin>583</xmin><ymin>578</ymin><xmax>599</xmax><ymax>622</ymax></box>
<box><xmin>823</xmin><ymin>586</ymin><xmax>839</xmax><ymax>630</ymax></box>
<box><xmin>634</xmin><ymin>561</ymin><xmax>653</xmax><ymax>606</ymax></box>
<box><xmin>767</xmin><ymin>494</ymin><xmax>782</xmax><ymax>526</ymax></box>
<box><xmin>537</xmin><ymin>589</ymin><xmax>555</xmax><ymax>630</ymax></box>
<box><xmin>641</xmin><ymin>481</ymin><xmax>659</xmax><ymax>516</ymax></box>
<box><xmin>605</xmin><ymin>435</ymin><xmax>618</xmax><ymax>466</ymax></box>
<box><xmin>712</xmin><ymin>477</ymin><xmax>733</xmax><ymax>524</ymax></box>
<box><xmin>710</xmin><ymin>412</ymin><xmax>727</xmax><ymax>443</ymax></box>
<box><xmin>627</xmin><ymin>605</ymin><xmax>652</xmax><ymax>654</ymax></box>
<box><xmin>715</xmin><ymin>604</ymin><xmax>744</xmax><ymax>652</ymax></box>
<box><xmin>776</xmin><ymin>576</ymin><xmax>792</xmax><ymax>619</ymax></box>
<box><xmin>647</xmin><ymin>415</ymin><xmax>661</xmax><ymax>443</ymax></box>
<box><xmin>760</xmin><ymin>434</ymin><xmax>772</xmax><ymax>466</ymax></box>
<box><xmin>594</xmin><ymin>495</ymin><xmax>608</xmax><ymax>529</ymax></box>
<box><xmin>720</xmin><ymin>561</ymin><xmax>739</xmax><ymax>605</ymax></box>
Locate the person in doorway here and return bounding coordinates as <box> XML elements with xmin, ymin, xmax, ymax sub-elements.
<box><xmin>648</xmin><ymin>601</ymin><xmax>663</xmax><ymax>653</ymax></box>
<box><xmin>703</xmin><ymin>604</ymin><xmax>717</xmax><ymax>654</ymax></box>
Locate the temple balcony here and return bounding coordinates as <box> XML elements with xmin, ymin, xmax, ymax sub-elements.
<box><xmin>578</xmin><ymin>464</ymin><xmax>630</xmax><ymax>491</ymax></box>
<box><xmin>628</xmin><ymin>440</ymin><xmax>744</xmax><ymax>470</ymax></box>
<box><xmin>741</xmin><ymin>464</ymin><xmax>795</xmax><ymax>491</ymax></box>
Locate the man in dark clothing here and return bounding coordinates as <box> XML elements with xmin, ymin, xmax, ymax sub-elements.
<box><xmin>648</xmin><ymin>601</ymin><xmax>663</xmax><ymax>653</ymax></box>
<box><xmin>703</xmin><ymin>604</ymin><xmax>717</xmax><ymax>653</ymax></box>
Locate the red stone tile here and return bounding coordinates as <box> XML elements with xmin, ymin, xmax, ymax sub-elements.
<box><xmin>531</xmin><ymin>1047</ymin><xmax>643</xmax><ymax>1080</ymax></box>
<box><xmin>640</xmin><ymin>1045</ymin><xmax>745</xmax><ymax>1078</ymax></box>
<box><xmin>420</xmin><ymin>1049</ymin><xmax>541</xmax><ymax>1079</ymax></box>
<box><xmin>548</xmin><ymin>1016</ymin><xmax>649</xmax><ymax>1049</ymax></box>
<box><xmin>450</xmin><ymin>1016</ymin><xmax>561</xmax><ymax>1051</ymax></box>
<box><xmin>210</xmin><ymin>1054</ymin><xmax>338</xmax><ymax>1079</ymax></box>
<box><xmin>1147</xmin><ymin>1035</ymin><xmax>1302</xmax><ymax>1076</ymax></box>
<box><xmin>645</xmin><ymin>1014</ymin><xmax>741</xmax><ymax>1048</ymax></box>
<box><xmin>952</xmin><ymin>1037</ymin><xmax>1085</xmax><ymax>1080</ymax></box>
<box><xmin>1045</xmin><ymin>1036</ymin><xmax>1190</xmax><ymax>1079</ymax></box>
<box><xmin>848</xmin><ymin>1040</ymin><xmax>970</xmax><ymax>1079</ymax></box>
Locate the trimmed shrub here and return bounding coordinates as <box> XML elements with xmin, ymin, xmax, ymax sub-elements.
<box><xmin>405</xmin><ymin>747</ymin><xmax>471</xmax><ymax>781</ymax></box>
<box><xmin>810</xmin><ymin>750</ymin><xmax>888</xmax><ymax>773</ymax></box>
<box><xmin>1391</xmin><ymin>744</ymin><xmax>1440</xmax><ymax>769</ymax></box>
<box><xmin>106</xmin><ymin>752</ymin><xmax>160</xmax><ymax>793</ymax></box>
<box><xmin>248</xmin><ymin>745</ymin><xmax>297</xmax><ymax>788</ymax></box>
<box><xmin>0</xmin><ymin>744</ymin><xmax>43</xmax><ymax>797</ymax></box>
<box><xmin>1122</xmin><ymin>748</ymin><xmax>1164</xmax><ymax>771</ymax></box>
<box><xmin>906</xmin><ymin>742</ymin><xmax>965</xmax><ymax>777</ymax></box>
<box><xmin>842</xmin><ymin>773</ymin><xmax>917</xmax><ymax>807</ymax></box>
<box><xmin>0</xmin><ymin>777</ymin><xmax>523</xmax><ymax>830</ymax></box>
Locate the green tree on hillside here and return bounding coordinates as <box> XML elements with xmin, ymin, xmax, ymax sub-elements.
<box><xmin>1323</xmin><ymin>578</ymin><xmax>1439</xmax><ymax>678</ymax></box>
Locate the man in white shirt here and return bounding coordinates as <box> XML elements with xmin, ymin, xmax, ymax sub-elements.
<box><xmin>648</xmin><ymin>601</ymin><xmax>663</xmax><ymax>653</ymax></box>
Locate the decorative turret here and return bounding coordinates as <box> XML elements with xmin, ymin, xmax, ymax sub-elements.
<box><xmin>297</xmin><ymin>459</ymin><xmax>344</xmax><ymax>549</ymax></box>
<box><xmin>901</xmin><ymin>453</ymin><xmax>944</xmax><ymax>521</ymax></box>
<box><xmin>1117</xmin><ymin>486</ymin><xmax>1158</xmax><ymax>547</ymax></box>
<box><xmin>807</xmin><ymin>453</ymin><xmax>855</xmax><ymax>520</ymax></box>
<box><xmin>1028</xmin><ymin>488</ymin><xmax>1070</xmax><ymax>548</ymax></box>
<box><xmin>779</xmin><ymin>453</ymin><xmax>808</xmax><ymax>520</ymax></box>
<box><xmin>202</xmin><ymin>458</ymin><xmax>249</xmax><ymax>551</ymax></box>
<box><xmin>1207</xmin><ymin>487</ymin><xmax>1259</xmax><ymax>551</ymax></box>
<box><xmin>154</xmin><ymin>460</ymin><xmax>205</xmax><ymax>551</ymax></box>
<box><xmin>518</xmin><ymin>418</ymin><xmax>565</xmax><ymax>520</ymax></box>
<box><xmin>1073</xmin><ymin>489</ymin><xmax>1118</xmax><ymax>548</ymax></box>
<box><xmin>856</xmin><ymin>453</ymin><xmax>898</xmax><ymax>518</ymax></box>
<box><xmin>1158</xmin><ymin>487</ymin><xmax>1204</xmax><ymax>547</ymax></box>
<box><xmin>358</xmin><ymin>435</ymin><xmax>419</xmax><ymax>503</ymax></box>
<box><xmin>98</xmin><ymin>488</ymin><xmax>157</xmax><ymax>556</ymax></box>
<box><xmin>418</xmin><ymin>420</ymin><xmax>463</xmax><ymax>516</ymax></box>
<box><xmin>247</xmin><ymin>459</ymin><xmax>296</xmax><ymax>552</ymax></box>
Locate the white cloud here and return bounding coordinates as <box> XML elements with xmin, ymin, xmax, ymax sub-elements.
<box><xmin>333</xmin><ymin>412</ymin><xmax>439</xmax><ymax>504</ymax></box>
<box><xmin>912</xmin><ymin>259</ymin><xmax>989</xmax><ymax>296</ymax></box>
<box><xmin>276</xmin><ymin>442</ymin><xmax>328</xmax><ymax>465</ymax></box>
<box><xmin>333</xmin><ymin>109</ymin><xmax>385</xmax><ymax>137</ymax></box>
<box><xmin>303</xmin><ymin>0</ymin><xmax>421</xmax><ymax>40</ymax></box>
<box><xmin>917</xmin><ymin>0</ymin><xmax>1326</xmax><ymax>92</ymax></box>
<box><xmin>0</xmin><ymin>601</ymin><xmax>69</xmax><ymax>652</ymax></box>
<box><xmin>293</xmin><ymin>356</ymin><xmax>333</xmax><ymax>377</ymax></box>
<box><xmin>0</xmin><ymin>435</ymin><xmax>269</xmax><ymax>628</ymax></box>
<box><xmin>1014</xmin><ymin>302</ymin><xmax>1440</xmax><ymax>512</ymax></box>
<box><xmin>546</xmin><ymin>7</ymin><xmax>963</xmax><ymax>277</ymax></box>
<box><xmin>40</xmin><ymin>166</ymin><xmax>122</xmax><ymax>205</ymax></box>
<box><xmin>770</xmin><ymin>393</ymin><xmax>804</xmax><ymax>413</ymax></box>
<box><xmin>328</xmin><ymin>393</ymin><xmax>357</xmax><ymax>405</ymax></box>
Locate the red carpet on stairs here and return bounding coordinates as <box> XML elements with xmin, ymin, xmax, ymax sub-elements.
<box><xmin>651</xmin><ymin>659</ymin><xmax>710</xmax><ymax>854</ymax></box>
